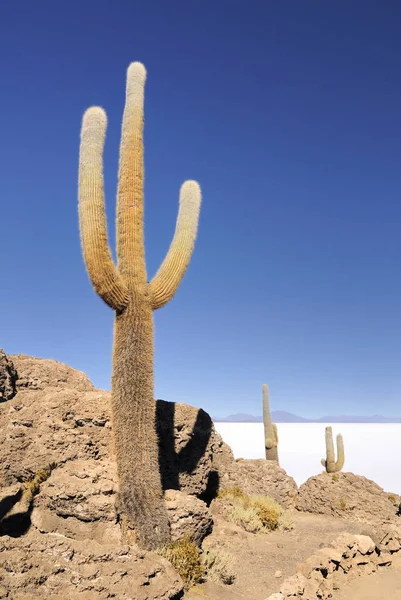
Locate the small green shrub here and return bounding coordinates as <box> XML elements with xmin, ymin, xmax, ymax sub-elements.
<box><xmin>338</xmin><ymin>497</ymin><xmax>347</xmax><ymax>511</ymax></box>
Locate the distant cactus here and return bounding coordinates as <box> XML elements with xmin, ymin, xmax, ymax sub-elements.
<box><xmin>262</xmin><ymin>384</ymin><xmax>279</xmax><ymax>463</ymax></box>
<box><xmin>321</xmin><ymin>426</ymin><xmax>344</xmax><ymax>473</ymax></box>
<box><xmin>78</xmin><ymin>62</ymin><xmax>201</xmax><ymax>550</ymax></box>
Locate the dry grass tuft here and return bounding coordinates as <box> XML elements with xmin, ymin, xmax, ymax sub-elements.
<box><xmin>217</xmin><ymin>486</ymin><xmax>245</xmax><ymax>501</ymax></box>
<box><xmin>217</xmin><ymin>486</ymin><xmax>292</xmax><ymax>533</ymax></box>
<box><xmin>160</xmin><ymin>537</ymin><xmax>205</xmax><ymax>589</ymax></box>
<box><xmin>252</xmin><ymin>496</ymin><xmax>281</xmax><ymax>531</ymax></box>
<box><xmin>202</xmin><ymin>548</ymin><xmax>236</xmax><ymax>584</ymax></box>
<box><xmin>230</xmin><ymin>504</ymin><xmax>263</xmax><ymax>533</ymax></box>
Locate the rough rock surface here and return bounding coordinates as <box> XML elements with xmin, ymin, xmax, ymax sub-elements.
<box><xmin>165</xmin><ymin>490</ymin><xmax>213</xmax><ymax>545</ymax></box>
<box><xmin>296</xmin><ymin>472</ymin><xmax>400</xmax><ymax>524</ymax></box>
<box><xmin>0</xmin><ymin>350</ymin><xmax>17</xmax><ymax>401</ymax></box>
<box><xmin>219</xmin><ymin>458</ymin><xmax>298</xmax><ymax>508</ymax></box>
<box><xmin>30</xmin><ymin>459</ymin><xmax>121</xmax><ymax>546</ymax></box>
<box><xmin>0</xmin><ymin>531</ymin><xmax>182</xmax><ymax>600</ymax></box>
<box><xmin>11</xmin><ymin>353</ymin><xmax>95</xmax><ymax>392</ymax></box>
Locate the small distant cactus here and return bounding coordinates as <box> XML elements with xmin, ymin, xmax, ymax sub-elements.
<box><xmin>262</xmin><ymin>384</ymin><xmax>279</xmax><ymax>463</ymax></box>
<box><xmin>321</xmin><ymin>426</ymin><xmax>344</xmax><ymax>473</ymax></box>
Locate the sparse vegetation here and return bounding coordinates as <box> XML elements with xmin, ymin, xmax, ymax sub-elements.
<box><xmin>160</xmin><ymin>537</ymin><xmax>205</xmax><ymax>589</ymax></box>
<box><xmin>339</xmin><ymin>497</ymin><xmax>347</xmax><ymax>511</ymax></box>
<box><xmin>277</xmin><ymin>510</ymin><xmax>294</xmax><ymax>531</ymax></box>
<box><xmin>252</xmin><ymin>496</ymin><xmax>281</xmax><ymax>530</ymax></box>
<box><xmin>202</xmin><ymin>548</ymin><xmax>236</xmax><ymax>584</ymax></box>
<box><xmin>230</xmin><ymin>503</ymin><xmax>264</xmax><ymax>533</ymax></box>
<box><xmin>217</xmin><ymin>486</ymin><xmax>292</xmax><ymax>533</ymax></box>
<box><xmin>217</xmin><ymin>486</ymin><xmax>244</xmax><ymax>501</ymax></box>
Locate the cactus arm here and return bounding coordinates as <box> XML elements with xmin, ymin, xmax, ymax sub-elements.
<box><xmin>78</xmin><ymin>107</ymin><xmax>129</xmax><ymax>311</ymax></box>
<box><xmin>116</xmin><ymin>62</ymin><xmax>147</xmax><ymax>283</ymax></box>
<box><xmin>335</xmin><ymin>434</ymin><xmax>345</xmax><ymax>471</ymax></box>
<box><xmin>148</xmin><ymin>181</ymin><xmax>201</xmax><ymax>310</ymax></box>
<box><xmin>273</xmin><ymin>423</ymin><xmax>278</xmax><ymax>444</ymax></box>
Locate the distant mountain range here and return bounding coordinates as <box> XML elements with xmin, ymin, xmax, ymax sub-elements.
<box><xmin>213</xmin><ymin>411</ymin><xmax>401</xmax><ymax>423</ymax></box>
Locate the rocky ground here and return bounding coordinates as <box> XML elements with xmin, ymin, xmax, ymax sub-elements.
<box><xmin>0</xmin><ymin>350</ymin><xmax>400</xmax><ymax>600</ymax></box>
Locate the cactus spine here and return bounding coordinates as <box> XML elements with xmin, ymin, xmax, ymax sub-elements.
<box><xmin>321</xmin><ymin>426</ymin><xmax>344</xmax><ymax>473</ymax></box>
<box><xmin>262</xmin><ymin>384</ymin><xmax>279</xmax><ymax>462</ymax></box>
<box><xmin>78</xmin><ymin>62</ymin><xmax>201</xmax><ymax>550</ymax></box>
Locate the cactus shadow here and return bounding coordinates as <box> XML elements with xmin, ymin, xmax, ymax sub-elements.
<box><xmin>156</xmin><ymin>399</ymin><xmax>219</xmax><ymax>502</ymax></box>
<box><xmin>0</xmin><ymin>489</ymin><xmax>32</xmax><ymax>538</ymax></box>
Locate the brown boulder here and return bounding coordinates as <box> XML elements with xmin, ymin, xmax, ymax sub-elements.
<box><xmin>0</xmin><ymin>350</ymin><xmax>17</xmax><ymax>401</ymax></box>
<box><xmin>296</xmin><ymin>471</ymin><xmax>400</xmax><ymax>524</ymax></box>
<box><xmin>219</xmin><ymin>459</ymin><xmax>298</xmax><ymax>508</ymax></box>
<box><xmin>0</xmin><ymin>386</ymin><xmax>113</xmax><ymax>487</ymax></box>
<box><xmin>165</xmin><ymin>489</ymin><xmax>213</xmax><ymax>545</ymax></box>
<box><xmin>30</xmin><ymin>458</ymin><xmax>121</xmax><ymax>545</ymax></box>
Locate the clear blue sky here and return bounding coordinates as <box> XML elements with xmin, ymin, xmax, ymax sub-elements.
<box><xmin>1</xmin><ymin>1</ymin><xmax>400</xmax><ymax>418</ymax></box>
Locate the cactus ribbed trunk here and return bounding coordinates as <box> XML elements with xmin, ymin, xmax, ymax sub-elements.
<box><xmin>112</xmin><ymin>300</ymin><xmax>170</xmax><ymax>547</ymax></box>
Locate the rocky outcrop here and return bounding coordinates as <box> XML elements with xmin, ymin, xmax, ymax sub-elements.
<box><xmin>296</xmin><ymin>472</ymin><xmax>400</xmax><ymax>524</ymax></box>
<box><xmin>0</xmin><ymin>356</ymin><xmax>234</xmax><ymax>499</ymax></box>
<box><xmin>265</xmin><ymin>527</ymin><xmax>401</xmax><ymax>599</ymax></box>
<box><xmin>0</xmin><ymin>350</ymin><xmax>17</xmax><ymax>401</ymax></box>
<box><xmin>219</xmin><ymin>458</ymin><xmax>298</xmax><ymax>508</ymax></box>
<box><xmin>0</xmin><ymin>353</ymin><xmax>240</xmax><ymax>599</ymax></box>
<box><xmin>0</xmin><ymin>354</ymin><xmax>233</xmax><ymax>599</ymax></box>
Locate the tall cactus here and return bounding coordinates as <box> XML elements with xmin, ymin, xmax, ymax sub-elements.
<box><xmin>78</xmin><ymin>62</ymin><xmax>201</xmax><ymax>550</ymax></box>
<box><xmin>321</xmin><ymin>426</ymin><xmax>344</xmax><ymax>473</ymax></box>
<box><xmin>262</xmin><ymin>384</ymin><xmax>279</xmax><ymax>462</ymax></box>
